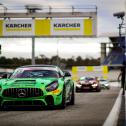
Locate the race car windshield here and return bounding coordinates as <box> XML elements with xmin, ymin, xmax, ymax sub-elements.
<box><xmin>100</xmin><ymin>79</ymin><xmax>106</xmax><ymax>81</ymax></box>
<box><xmin>80</xmin><ymin>77</ymin><xmax>94</xmax><ymax>81</ymax></box>
<box><xmin>10</xmin><ymin>69</ymin><xmax>59</xmax><ymax>78</ymax></box>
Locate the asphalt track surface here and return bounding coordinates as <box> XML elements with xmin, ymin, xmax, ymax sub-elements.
<box><xmin>0</xmin><ymin>83</ymin><xmax>120</xmax><ymax>126</ymax></box>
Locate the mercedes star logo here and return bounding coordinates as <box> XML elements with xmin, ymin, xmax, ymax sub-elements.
<box><xmin>18</xmin><ymin>89</ymin><xmax>26</xmax><ymax>98</ymax></box>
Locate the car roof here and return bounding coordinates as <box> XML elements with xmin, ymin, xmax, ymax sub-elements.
<box><xmin>19</xmin><ymin>64</ymin><xmax>57</xmax><ymax>68</ymax></box>
<box><xmin>17</xmin><ymin>65</ymin><xmax>59</xmax><ymax>72</ymax></box>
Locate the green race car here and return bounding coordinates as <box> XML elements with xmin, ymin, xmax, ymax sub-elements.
<box><xmin>0</xmin><ymin>65</ymin><xmax>74</xmax><ymax>109</ymax></box>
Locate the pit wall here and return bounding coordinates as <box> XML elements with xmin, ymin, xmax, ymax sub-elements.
<box><xmin>0</xmin><ymin>68</ymin><xmax>14</xmax><ymax>73</ymax></box>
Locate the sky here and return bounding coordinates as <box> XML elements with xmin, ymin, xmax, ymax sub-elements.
<box><xmin>0</xmin><ymin>0</ymin><xmax>125</xmax><ymax>59</ymax></box>
<box><xmin>1</xmin><ymin>37</ymin><xmax>110</xmax><ymax>59</ymax></box>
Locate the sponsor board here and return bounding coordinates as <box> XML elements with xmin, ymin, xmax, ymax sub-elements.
<box><xmin>2</xmin><ymin>20</ymin><xmax>34</xmax><ymax>36</ymax></box>
<box><xmin>51</xmin><ymin>19</ymin><xmax>84</xmax><ymax>36</ymax></box>
<box><xmin>0</xmin><ymin>19</ymin><xmax>94</xmax><ymax>37</ymax></box>
<box><xmin>72</xmin><ymin>66</ymin><xmax>108</xmax><ymax>80</ymax></box>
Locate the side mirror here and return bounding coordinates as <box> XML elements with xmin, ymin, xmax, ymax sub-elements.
<box><xmin>64</xmin><ymin>71</ymin><xmax>71</xmax><ymax>77</ymax></box>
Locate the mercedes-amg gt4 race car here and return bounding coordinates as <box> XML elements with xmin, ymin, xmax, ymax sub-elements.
<box><xmin>0</xmin><ymin>65</ymin><xmax>74</xmax><ymax>109</ymax></box>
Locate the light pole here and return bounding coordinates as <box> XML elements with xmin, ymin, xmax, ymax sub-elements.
<box><xmin>0</xmin><ymin>3</ymin><xmax>7</xmax><ymax>15</ymax></box>
<box><xmin>57</xmin><ymin>39</ymin><xmax>60</xmax><ymax>66</ymax></box>
<box><xmin>0</xmin><ymin>44</ymin><xmax>1</xmax><ymax>54</ymax></box>
<box><xmin>113</xmin><ymin>12</ymin><xmax>125</xmax><ymax>95</ymax></box>
<box><xmin>25</xmin><ymin>5</ymin><xmax>42</xmax><ymax>65</ymax></box>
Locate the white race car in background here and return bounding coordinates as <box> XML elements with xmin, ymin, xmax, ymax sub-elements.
<box><xmin>99</xmin><ymin>78</ymin><xmax>110</xmax><ymax>89</ymax></box>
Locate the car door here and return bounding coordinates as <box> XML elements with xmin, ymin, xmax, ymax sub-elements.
<box><xmin>58</xmin><ymin>68</ymin><xmax>72</xmax><ymax>101</ymax></box>
<box><xmin>63</xmin><ymin>72</ymin><xmax>73</xmax><ymax>101</ymax></box>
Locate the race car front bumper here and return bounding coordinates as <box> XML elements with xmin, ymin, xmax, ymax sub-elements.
<box><xmin>0</xmin><ymin>89</ymin><xmax>63</xmax><ymax>108</ymax></box>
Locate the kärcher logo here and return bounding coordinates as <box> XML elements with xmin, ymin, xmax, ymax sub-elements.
<box><xmin>54</xmin><ymin>23</ymin><xmax>80</xmax><ymax>28</ymax></box>
<box><xmin>6</xmin><ymin>24</ymin><xmax>32</xmax><ymax>28</ymax></box>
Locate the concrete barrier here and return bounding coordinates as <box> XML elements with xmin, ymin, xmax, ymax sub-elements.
<box><xmin>71</xmin><ymin>66</ymin><xmax>120</xmax><ymax>82</ymax></box>
<box><xmin>0</xmin><ymin>68</ymin><xmax>14</xmax><ymax>72</ymax></box>
<box><xmin>72</xmin><ymin>66</ymin><xmax>109</xmax><ymax>81</ymax></box>
<box><xmin>103</xmin><ymin>89</ymin><xmax>122</xmax><ymax>126</ymax></box>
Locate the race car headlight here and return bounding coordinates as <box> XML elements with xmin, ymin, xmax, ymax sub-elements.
<box><xmin>46</xmin><ymin>81</ymin><xmax>59</xmax><ymax>92</ymax></box>
<box><xmin>104</xmin><ymin>83</ymin><xmax>109</xmax><ymax>86</ymax></box>
<box><xmin>76</xmin><ymin>81</ymin><xmax>81</xmax><ymax>85</ymax></box>
<box><xmin>92</xmin><ymin>83</ymin><xmax>98</xmax><ymax>87</ymax></box>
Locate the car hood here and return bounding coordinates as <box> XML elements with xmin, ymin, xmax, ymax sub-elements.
<box><xmin>100</xmin><ymin>81</ymin><xmax>109</xmax><ymax>85</ymax></box>
<box><xmin>0</xmin><ymin>78</ymin><xmax>61</xmax><ymax>89</ymax></box>
<box><xmin>80</xmin><ymin>80</ymin><xmax>95</xmax><ymax>85</ymax></box>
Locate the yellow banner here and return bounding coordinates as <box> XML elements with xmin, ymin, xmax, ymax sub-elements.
<box><xmin>86</xmin><ymin>66</ymin><xmax>94</xmax><ymax>72</ymax></box>
<box><xmin>102</xmin><ymin>66</ymin><xmax>108</xmax><ymax>74</ymax></box>
<box><xmin>35</xmin><ymin>19</ymin><xmax>50</xmax><ymax>36</ymax></box>
<box><xmin>0</xmin><ymin>20</ymin><xmax>3</xmax><ymax>36</ymax></box>
<box><xmin>84</xmin><ymin>19</ymin><xmax>93</xmax><ymax>36</ymax></box>
<box><xmin>72</xmin><ymin>66</ymin><xmax>78</xmax><ymax>74</ymax></box>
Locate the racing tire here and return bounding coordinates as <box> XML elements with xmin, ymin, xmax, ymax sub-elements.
<box><xmin>107</xmin><ymin>86</ymin><xmax>110</xmax><ymax>90</ymax></box>
<box><xmin>0</xmin><ymin>103</ymin><xmax>4</xmax><ymax>110</ymax></box>
<box><xmin>75</xmin><ymin>87</ymin><xmax>80</xmax><ymax>93</ymax></box>
<box><xmin>96</xmin><ymin>87</ymin><xmax>101</xmax><ymax>92</ymax></box>
<box><xmin>69</xmin><ymin>87</ymin><xmax>75</xmax><ymax>105</ymax></box>
<box><xmin>58</xmin><ymin>87</ymin><xmax>66</xmax><ymax>109</ymax></box>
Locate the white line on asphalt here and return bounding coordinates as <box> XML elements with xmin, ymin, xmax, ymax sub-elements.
<box><xmin>103</xmin><ymin>89</ymin><xmax>122</xmax><ymax>126</ymax></box>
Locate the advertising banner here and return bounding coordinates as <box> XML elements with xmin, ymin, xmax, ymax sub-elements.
<box><xmin>51</xmin><ymin>19</ymin><xmax>84</xmax><ymax>36</ymax></box>
<box><xmin>0</xmin><ymin>20</ymin><xmax>34</xmax><ymax>36</ymax></box>
<box><xmin>0</xmin><ymin>18</ymin><xmax>94</xmax><ymax>37</ymax></box>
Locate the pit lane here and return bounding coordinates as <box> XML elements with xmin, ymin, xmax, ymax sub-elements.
<box><xmin>0</xmin><ymin>82</ymin><xmax>120</xmax><ymax>126</ymax></box>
